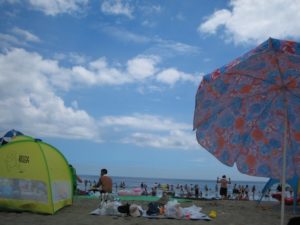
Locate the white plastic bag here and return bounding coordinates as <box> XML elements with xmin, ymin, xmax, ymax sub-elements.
<box><xmin>182</xmin><ymin>205</ymin><xmax>207</xmax><ymax>220</ymax></box>
<box><xmin>92</xmin><ymin>201</ymin><xmax>122</xmax><ymax>216</ymax></box>
<box><xmin>164</xmin><ymin>200</ymin><xmax>183</xmax><ymax>219</ymax></box>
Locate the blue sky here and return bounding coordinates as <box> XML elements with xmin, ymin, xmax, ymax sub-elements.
<box><xmin>1</xmin><ymin>0</ymin><xmax>300</xmax><ymax>181</ymax></box>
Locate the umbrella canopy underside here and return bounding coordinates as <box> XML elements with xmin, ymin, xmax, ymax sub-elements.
<box><xmin>193</xmin><ymin>38</ymin><xmax>300</xmax><ymax>179</ymax></box>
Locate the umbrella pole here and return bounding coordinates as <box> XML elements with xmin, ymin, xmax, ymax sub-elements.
<box><xmin>280</xmin><ymin>107</ymin><xmax>288</xmax><ymax>225</ymax></box>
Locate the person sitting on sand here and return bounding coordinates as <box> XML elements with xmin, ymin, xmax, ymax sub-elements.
<box><xmin>217</xmin><ymin>175</ymin><xmax>231</xmax><ymax>199</ymax></box>
<box><xmin>156</xmin><ymin>191</ymin><xmax>169</xmax><ymax>206</ymax></box>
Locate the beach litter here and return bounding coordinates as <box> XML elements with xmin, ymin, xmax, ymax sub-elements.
<box><xmin>89</xmin><ymin>199</ymin><xmax>211</xmax><ymax>220</ymax></box>
<box><xmin>209</xmin><ymin>210</ymin><xmax>217</xmax><ymax>218</ymax></box>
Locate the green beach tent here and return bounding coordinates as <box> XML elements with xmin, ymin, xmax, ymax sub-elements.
<box><xmin>0</xmin><ymin>133</ymin><xmax>73</xmax><ymax>214</ymax></box>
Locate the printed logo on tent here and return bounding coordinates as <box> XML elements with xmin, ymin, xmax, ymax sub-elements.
<box><xmin>19</xmin><ymin>155</ymin><xmax>29</xmax><ymax>164</ymax></box>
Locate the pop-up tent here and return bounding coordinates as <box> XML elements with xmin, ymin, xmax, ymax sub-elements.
<box><xmin>0</xmin><ymin>130</ymin><xmax>73</xmax><ymax>214</ymax></box>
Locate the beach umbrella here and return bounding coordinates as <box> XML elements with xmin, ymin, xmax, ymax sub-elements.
<box><xmin>193</xmin><ymin>38</ymin><xmax>300</xmax><ymax>225</ymax></box>
<box><xmin>0</xmin><ymin>129</ymin><xmax>24</xmax><ymax>146</ymax></box>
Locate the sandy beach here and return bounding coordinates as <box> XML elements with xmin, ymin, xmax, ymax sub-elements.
<box><xmin>0</xmin><ymin>197</ymin><xmax>297</xmax><ymax>225</ymax></box>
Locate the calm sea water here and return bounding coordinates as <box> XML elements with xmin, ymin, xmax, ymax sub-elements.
<box><xmin>77</xmin><ymin>175</ymin><xmax>276</xmax><ymax>201</ymax></box>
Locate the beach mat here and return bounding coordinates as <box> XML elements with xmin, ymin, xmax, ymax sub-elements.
<box><xmin>75</xmin><ymin>194</ymin><xmax>193</xmax><ymax>203</ymax></box>
<box><xmin>74</xmin><ymin>194</ymin><xmax>98</xmax><ymax>199</ymax></box>
<box><xmin>117</xmin><ymin>196</ymin><xmax>192</xmax><ymax>203</ymax></box>
<box><xmin>117</xmin><ymin>196</ymin><xmax>160</xmax><ymax>201</ymax></box>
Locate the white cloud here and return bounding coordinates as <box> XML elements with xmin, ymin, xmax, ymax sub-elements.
<box><xmin>198</xmin><ymin>0</ymin><xmax>300</xmax><ymax>44</ymax></box>
<box><xmin>122</xmin><ymin>130</ymin><xmax>198</xmax><ymax>150</ymax></box>
<box><xmin>57</xmin><ymin>53</ymin><xmax>198</xmax><ymax>88</ymax></box>
<box><xmin>0</xmin><ymin>0</ymin><xmax>20</xmax><ymax>3</ymax></box>
<box><xmin>102</xmin><ymin>27</ymin><xmax>200</xmax><ymax>56</ymax></box>
<box><xmin>71</xmin><ymin>57</ymin><xmax>132</xmax><ymax>86</ymax></box>
<box><xmin>100</xmin><ymin>114</ymin><xmax>190</xmax><ymax>131</ymax></box>
<box><xmin>156</xmin><ymin>68</ymin><xmax>198</xmax><ymax>86</ymax></box>
<box><xmin>157</xmin><ymin>39</ymin><xmax>200</xmax><ymax>54</ymax></box>
<box><xmin>200</xmin><ymin>9</ymin><xmax>231</xmax><ymax>35</ymax></box>
<box><xmin>53</xmin><ymin>52</ymin><xmax>87</xmax><ymax>65</ymax></box>
<box><xmin>100</xmin><ymin>114</ymin><xmax>199</xmax><ymax>150</ymax></box>
<box><xmin>0</xmin><ymin>33</ymin><xmax>23</xmax><ymax>47</ymax></box>
<box><xmin>0</xmin><ymin>48</ymin><xmax>199</xmax><ymax>150</ymax></box>
<box><xmin>102</xmin><ymin>26</ymin><xmax>150</xmax><ymax>43</ymax></box>
<box><xmin>139</xmin><ymin>4</ymin><xmax>161</xmax><ymax>14</ymax></box>
<box><xmin>101</xmin><ymin>0</ymin><xmax>133</xmax><ymax>18</ymax></box>
<box><xmin>144</xmin><ymin>38</ymin><xmax>200</xmax><ymax>58</ymax></box>
<box><xmin>0</xmin><ymin>48</ymin><xmax>100</xmax><ymax>140</ymax></box>
<box><xmin>0</xmin><ymin>28</ymin><xmax>40</xmax><ymax>48</ymax></box>
<box><xmin>127</xmin><ymin>56</ymin><xmax>159</xmax><ymax>80</ymax></box>
<box><xmin>12</xmin><ymin>27</ymin><xmax>40</xmax><ymax>42</ymax></box>
<box><xmin>71</xmin><ymin>55</ymin><xmax>199</xmax><ymax>87</ymax></box>
<box><xmin>0</xmin><ymin>47</ymin><xmax>199</xmax><ymax>93</ymax></box>
<box><xmin>28</xmin><ymin>0</ymin><xmax>89</xmax><ymax>16</ymax></box>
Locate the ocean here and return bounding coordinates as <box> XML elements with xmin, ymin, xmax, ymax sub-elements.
<box><xmin>77</xmin><ymin>175</ymin><xmax>276</xmax><ymax>201</ymax></box>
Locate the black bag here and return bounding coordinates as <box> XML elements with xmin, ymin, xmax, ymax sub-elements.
<box><xmin>146</xmin><ymin>202</ymin><xmax>160</xmax><ymax>215</ymax></box>
<box><xmin>118</xmin><ymin>203</ymin><xmax>130</xmax><ymax>215</ymax></box>
<box><xmin>288</xmin><ymin>217</ymin><xmax>300</xmax><ymax>225</ymax></box>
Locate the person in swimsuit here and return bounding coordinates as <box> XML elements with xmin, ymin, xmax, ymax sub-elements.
<box><xmin>217</xmin><ymin>175</ymin><xmax>231</xmax><ymax>199</ymax></box>
<box><xmin>95</xmin><ymin>168</ymin><xmax>112</xmax><ymax>193</ymax></box>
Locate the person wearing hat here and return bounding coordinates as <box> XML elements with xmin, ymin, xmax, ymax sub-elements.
<box><xmin>217</xmin><ymin>175</ymin><xmax>231</xmax><ymax>199</ymax></box>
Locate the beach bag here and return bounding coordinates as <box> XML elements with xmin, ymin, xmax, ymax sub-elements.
<box><xmin>288</xmin><ymin>217</ymin><xmax>300</xmax><ymax>225</ymax></box>
<box><xmin>117</xmin><ymin>203</ymin><xmax>130</xmax><ymax>215</ymax></box>
<box><xmin>146</xmin><ymin>202</ymin><xmax>160</xmax><ymax>215</ymax></box>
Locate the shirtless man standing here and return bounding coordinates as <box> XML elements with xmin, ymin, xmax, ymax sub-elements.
<box><xmin>217</xmin><ymin>175</ymin><xmax>231</xmax><ymax>199</ymax></box>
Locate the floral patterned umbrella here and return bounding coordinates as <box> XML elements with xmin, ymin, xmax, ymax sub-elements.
<box><xmin>193</xmin><ymin>38</ymin><xmax>300</xmax><ymax>225</ymax></box>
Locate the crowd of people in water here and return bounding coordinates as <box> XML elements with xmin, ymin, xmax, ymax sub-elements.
<box><xmin>115</xmin><ymin>175</ymin><xmax>264</xmax><ymax>201</ymax></box>
<box><xmin>80</xmin><ymin>175</ymin><xmax>276</xmax><ymax>201</ymax></box>
<box><xmin>74</xmin><ymin>166</ymin><xmax>294</xmax><ymax>202</ymax></box>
